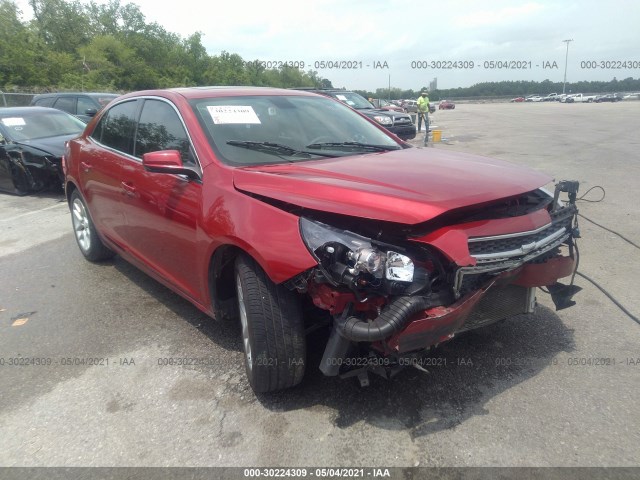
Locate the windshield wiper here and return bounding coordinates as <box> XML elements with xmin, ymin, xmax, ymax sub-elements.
<box><xmin>227</xmin><ymin>140</ymin><xmax>335</xmax><ymax>158</ymax></box>
<box><xmin>305</xmin><ymin>141</ymin><xmax>400</xmax><ymax>152</ymax></box>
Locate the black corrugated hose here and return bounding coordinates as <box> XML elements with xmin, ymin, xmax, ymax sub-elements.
<box><xmin>337</xmin><ymin>295</ymin><xmax>431</xmax><ymax>342</ymax></box>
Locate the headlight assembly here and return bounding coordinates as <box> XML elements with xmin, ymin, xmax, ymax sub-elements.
<box><xmin>372</xmin><ymin>115</ymin><xmax>393</xmax><ymax>126</ymax></box>
<box><xmin>386</xmin><ymin>251</ymin><xmax>415</xmax><ymax>282</ymax></box>
<box><xmin>300</xmin><ymin>218</ymin><xmax>414</xmax><ymax>287</ymax></box>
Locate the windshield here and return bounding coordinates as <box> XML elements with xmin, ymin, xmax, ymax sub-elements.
<box><xmin>190</xmin><ymin>95</ymin><xmax>401</xmax><ymax>166</ymax></box>
<box><xmin>329</xmin><ymin>91</ymin><xmax>375</xmax><ymax>109</ymax></box>
<box><xmin>0</xmin><ymin>110</ymin><xmax>86</xmax><ymax>141</ymax></box>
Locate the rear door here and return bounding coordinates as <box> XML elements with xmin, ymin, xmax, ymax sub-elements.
<box><xmin>80</xmin><ymin>99</ymin><xmax>140</xmax><ymax>246</ymax></box>
<box><xmin>119</xmin><ymin>98</ymin><xmax>203</xmax><ymax>301</ymax></box>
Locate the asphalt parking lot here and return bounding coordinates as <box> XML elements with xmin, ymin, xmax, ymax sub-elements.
<box><xmin>1</xmin><ymin>102</ymin><xmax>639</xmax><ymax>468</ymax></box>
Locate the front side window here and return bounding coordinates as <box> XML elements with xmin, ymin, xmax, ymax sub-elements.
<box><xmin>190</xmin><ymin>95</ymin><xmax>401</xmax><ymax>167</ymax></box>
<box><xmin>91</xmin><ymin>100</ymin><xmax>139</xmax><ymax>154</ymax></box>
<box><xmin>77</xmin><ymin>97</ymin><xmax>96</xmax><ymax>115</ymax></box>
<box><xmin>134</xmin><ymin>99</ymin><xmax>194</xmax><ymax>166</ymax></box>
<box><xmin>53</xmin><ymin>97</ymin><xmax>76</xmax><ymax>115</ymax></box>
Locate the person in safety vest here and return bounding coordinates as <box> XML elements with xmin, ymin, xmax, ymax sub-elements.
<box><xmin>417</xmin><ymin>90</ymin><xmax>430</xmax><ymax>144</ymax></box>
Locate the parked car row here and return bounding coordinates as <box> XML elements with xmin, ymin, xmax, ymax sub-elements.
<box><xmin>513</xmin><ymin>92</ymin><xmax>633</xmax><ymax>103</ymax></box>
<box><xmin>30</xmin><ymin>92</ymin><xmax>119</xmax><ymax>122</ymax></box>
<box><xmin>299</xmin><ymin>89</ymin><xmax>417</xmax><ymax>140</ymax></box>
<box><xmin>0</xmin><ymin>92</ymin><xmax>119</xmax><ymax>195</ymax></box>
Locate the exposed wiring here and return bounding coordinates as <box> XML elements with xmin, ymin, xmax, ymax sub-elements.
<box><xmin>578</xmin><ymin>214</ymin><xmax>640</xmax><ymax>250</ymax></box>
<box><xmin>570</xmin><ymin>185</ymin><xmax>640</xmax><ymax>250</ymax></box>
<box><xmin>577</xmin><ymin>185</ymin><xmax>606</xmax><ymax>203</ymax></box>
<box><xmin>563</xmin><ymin>184</ymin><xmax>640</xmax><ymax>323</ymax></box>
<box><xmin>570</xmin><ymin>239</ymin><xmax>580</xmax><ymax>286</ymax></box>
<box><xmin>575</xmin><ymin>271</ymin><xmax>640</xmax><ymax>325</ymax></box>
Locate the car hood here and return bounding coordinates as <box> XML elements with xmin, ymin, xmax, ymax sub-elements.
<box><xmin>358</xmin><ymin>107</ymin><xmax>408</xmax><ymax>117</ymax></box>
<box><xmin>233</xmin><ymin>148</ymin><xmax>552</xmax><ymax>225</ymax></box>
<box><xmin>17</xmin><ymin>133</ymin><xmax>81</xmax><ymax>157</ymax></box>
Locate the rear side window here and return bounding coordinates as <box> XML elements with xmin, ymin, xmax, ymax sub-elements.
<box><xmin>53</xmin><ymin>97</ymin><xmax>76</xmax><ymax>114</ymax></box>
<box><xmin>135</xmin><ymin>99</ymin><xmax>194</xmax><ymax>165</ymax></box>
<box><xmin>92</xmin><ymin>100</ymin><xmax>139</xmax><ymax>155</ymax></box>
<box><xmin>33</xmin><ymin>97</ymin><xmax>55</xmax><ymax>108</ymax></box>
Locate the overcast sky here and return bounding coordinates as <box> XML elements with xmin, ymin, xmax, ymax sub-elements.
<box><xmin>15</xmin><ymin>0</ymin><xmax>640</xmax><ymax>91</ymax></box>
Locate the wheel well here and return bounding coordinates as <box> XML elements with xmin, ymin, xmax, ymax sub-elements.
<box><xmin>65</xmin><ymin>181</ymin><xmax>77</xmax><ymax>206</ymax></box>
<box><xmin>208</xmin><ymin>245</ymin><xmax>244</xmax><ymax>321</ymax></box>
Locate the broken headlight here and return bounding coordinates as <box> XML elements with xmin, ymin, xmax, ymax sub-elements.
<box><xmin>300</xmin><ymin>218</ymin><xmax>415</xmax><ymax>291</ymax></box>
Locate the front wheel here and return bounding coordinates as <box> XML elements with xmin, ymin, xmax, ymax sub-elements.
<box><xmin>235</xmin><ymin>254</ymin><xmax>306</xmax><ymax>393</ymax></box>
<box><xmin>70</xmin><ymin>190</ymin><xmax>115</xmax><ymax>262</ymax></box>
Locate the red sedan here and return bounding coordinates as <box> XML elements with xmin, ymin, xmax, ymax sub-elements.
<box><xmin>438</xmin><ymin>100</ymin><xmax>456</xmax><ymax>109</ymax></box>
<box><xmin>64</xmin><ymin>87</ymin><xmax>582</xmax><ymax>393</ymax></box>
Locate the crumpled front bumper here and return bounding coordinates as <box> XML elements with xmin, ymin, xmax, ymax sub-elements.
<box><xmin>383</xmin><ymin>254</ymin><xmax>575</xmax><ymax>354</ymax></box>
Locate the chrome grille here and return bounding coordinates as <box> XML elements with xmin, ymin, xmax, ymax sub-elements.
<box><xmin>453</xmin><ymin>206</ymin><xmax>577</xmax><ymax>298</ymax></box>
<box><xmin>392</xmin><ymin>116</ymin><xmax>412</xmax><ymax>125</ymax></box>
<box><xmin>468</xmin><ymin>214</ymin><xmax>573</xmax><ymax>264</ymax></box>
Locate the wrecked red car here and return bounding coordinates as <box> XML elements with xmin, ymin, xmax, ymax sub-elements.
<box><xmin>63</xmin><ymin>87</ymin><xmax>581</xmax><ymax>393</ymax></box>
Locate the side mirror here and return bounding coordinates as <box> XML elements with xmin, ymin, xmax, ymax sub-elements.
<box><xmin>142</xmin><ymin>150</ymin><xmax>200</xmax><ymax>180</ymax></box>
<box><xmin>84</xmin><ymin>108</ymin><xmax>98</xmax><ymax>117</ymax></box>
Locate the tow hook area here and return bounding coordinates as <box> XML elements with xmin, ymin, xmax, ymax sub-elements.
<box><xmin>339</xmin><ymin>360</ymin><xmax>405</xmax><ymax>388</ymax></box>
<box><xmin>337</xmin><ymin>350</ymin><xmax>441</xmax><ymax>387</ymax></box>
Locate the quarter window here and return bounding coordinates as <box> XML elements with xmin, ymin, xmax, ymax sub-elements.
<box><xmin>33</xmin><ymin>97</ymin><xmax>55</xmax><ymax>108</ymax></box>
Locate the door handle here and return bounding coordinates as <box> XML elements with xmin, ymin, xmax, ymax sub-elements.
<box><xmin>80</xmin><ymin>161</ymin><xmax>92</xmax><ymax>172</ymax></box>
<box><xmin>121</xmin><ymin>181</ymin><xmax>137</xmax><ymax>197</ymax></box>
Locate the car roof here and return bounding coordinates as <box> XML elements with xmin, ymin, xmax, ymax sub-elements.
<box><xmin>0</xmin><ymin>106</ymin><xmax>71</xmax><ymax>116</ymax></box>
<box><xmin>115</xmin><ymin>86</ymin><xmax>324</xmax><ymax>102</ymax></box>
<box><xmin>33</xmin><ymin>92</ymin><xmax>119</xmax><ymax>98</ymax></box>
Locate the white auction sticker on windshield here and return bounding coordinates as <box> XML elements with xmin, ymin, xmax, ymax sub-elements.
<box><xmin>335</xmin><ymin>95</ymin><xmax>347</xmax><ymax>101</ymax></box>
<box><xmin>207</xmin><ymin>106</ymin><xmax>261</xmax><ymax>124</ymax></box>
<box><xmin>1</xmin><ymin>117</ymin><xmax>26</xmax><ymax>127</ymax></box>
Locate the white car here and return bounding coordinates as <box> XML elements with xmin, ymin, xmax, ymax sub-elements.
<box><xmin>525</xmin><ymin>95</ymin><xmax>543</xmax><ymax>102</ymax></box>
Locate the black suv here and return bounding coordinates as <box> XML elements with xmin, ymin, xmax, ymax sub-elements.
<box><xmin>296</xmin><ymin>89</ymin><xmax>416</xmax><ymax>140</ymax></box>
<box><xmin>30</xmin><ymin>92</ymin><xmax>119</xmax><ymax>123</ymax></box>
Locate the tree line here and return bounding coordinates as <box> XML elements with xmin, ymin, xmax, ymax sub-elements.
<box><xmin>0</xmin><ymin>0</ymin><xmax>333</xmax><ymax>92</ymax></box>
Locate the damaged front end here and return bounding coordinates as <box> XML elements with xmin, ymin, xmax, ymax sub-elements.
<box><xmin>0</xmin><ymin>144</ymin><xmax>64</xmax><ymax>195</ymax></box>
<box><xmin>289</xmin><ymin>181</ymin><xmax>582</xmax><ymax>384</ymax></box>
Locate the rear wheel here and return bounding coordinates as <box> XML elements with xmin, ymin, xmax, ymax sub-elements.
<box><xmin>70</xmin><ymin>190</ymin><xmax>115</xmax><ymax>262</ymax></box>
<box><xmin>235</xmin><ymin>254</ymin><xmax>306</xmax><ymax>393</ymax></box>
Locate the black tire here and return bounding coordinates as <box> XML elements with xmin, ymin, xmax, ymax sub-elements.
<box><xmin>235</xmin><ymin>254</ymin><xmax>306</xmax><ymax>393</ymax></box>
<box><xmin>70</xmin><ymin>190</ymin><xmax>115</xmax><ymax>262</ymax></box>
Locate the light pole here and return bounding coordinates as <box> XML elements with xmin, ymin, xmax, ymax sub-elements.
<box><xmin>562</xmin><ymin>39</ymin><xmax>573</xmax><ymax>95</ymax></box>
